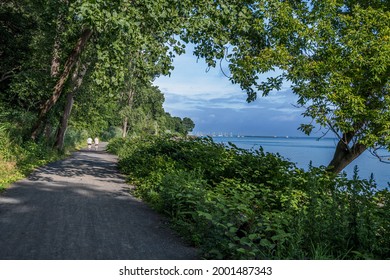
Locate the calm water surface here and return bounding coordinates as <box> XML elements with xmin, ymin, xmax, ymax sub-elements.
<box><xmin>213</xmin><ymin>136</ymin><xmax>389</xmax><ymax>189</ymax></box>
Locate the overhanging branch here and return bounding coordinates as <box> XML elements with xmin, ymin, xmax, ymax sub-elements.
<box><xmin>370</xmin><ymin>147</ymin><xmax>390</xmax><ymax>164</ymax></box>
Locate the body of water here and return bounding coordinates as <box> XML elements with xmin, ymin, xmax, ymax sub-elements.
<box><xmin>212</xmin><ymin>136</ymin><xmax>389</xmax><ymax>189</ymax></box>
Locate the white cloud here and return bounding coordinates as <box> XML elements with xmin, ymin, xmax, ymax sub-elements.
<box><xmin>270</xmin><ymin>114</ymin><xmax>300</xmax><ymax>122</ymax></box>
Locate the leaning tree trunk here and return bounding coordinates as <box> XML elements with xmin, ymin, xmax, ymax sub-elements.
<box><xmin>31</xmin><ymin>28</ymin><xmax>92</xmax><ymax>140</ymax></box>
<box><xmin>41</xmin><ymin>7</ymin><xmax>66</xmax><ymax>142</ymax></box>
<box><xmin>54</xmin><ymin>62</ymin><xmax>89</xmax><ymax>150</ymax></box>
<box><xmin>327</xmin><ymin>132</ymin><xmax>367</xmax><ymax>174</ymax></box>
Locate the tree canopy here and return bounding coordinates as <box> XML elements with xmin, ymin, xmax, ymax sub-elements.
<box><xmin>1</xmin><ymin>0</ymin><xmax>195</xmax><ymax>149</ymax></box>
<box><xmin>183</xmin><ymin>0</ymin><xmax>390</xmax><ymax>172</ymax></box>
<box><xmin>1</xmin><ymin>0</ymin><xmax>389</xmax><ymax>173</ymax></box>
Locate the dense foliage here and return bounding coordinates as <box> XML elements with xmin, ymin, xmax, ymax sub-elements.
<box><xmin>0</xmin><ymin>0</ymin><xmax>194</xmax><ymax>188</ymax></box>
<box><xmin>1</xmin><ymin>0</ymin><xmax>389</xmax><ymax>174</ymax></box>
<box><xmin>109</xmin><ymin>136</ymin><xmax>390</xmax><ymax>259</ymax></box>
<box><xmin>0</xmin><ymin>0</ymin><xmax>195</xmax><ymax>147</ymax></box>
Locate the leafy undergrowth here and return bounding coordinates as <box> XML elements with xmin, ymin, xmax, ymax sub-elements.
<box><xmin>0</xmin><ymin>134</ymin><xmax>65</xmax><ymax>191</ymax></box>
<box><xmin>108</xmin><ymin>136</ymin><xmax>390</xmax><ymax>260</ymax></box>
<box><xmin>0</xmin><ymin>161</ymin><xmax>20</xmax><ymax>192</ymax></box>
<box><xmin>0</xmin><ymin>118</ymin><xmax>91</xmax><ymax>191</ymax></box>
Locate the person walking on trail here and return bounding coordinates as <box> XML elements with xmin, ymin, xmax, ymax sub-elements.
<box><xmin>87</xmin><ymin>137</ymin><xmax>93</xmax><ymax>150</ymax></box>
<box><xmin>94</xmin><ymin>137</ymin><xmax>99</xmax><ymax>151</ymax></box>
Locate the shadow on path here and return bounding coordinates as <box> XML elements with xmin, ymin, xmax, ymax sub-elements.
<box><xmin>0</xmin><ymin>144</ymin><xmax>198</xmax><ymax>260</ymax></box>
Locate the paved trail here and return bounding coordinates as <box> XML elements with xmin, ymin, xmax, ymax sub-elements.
<box><xmin>0</xmin><ymin>143</ymin><xmax>198</xmax><ymax>259</ymax></box>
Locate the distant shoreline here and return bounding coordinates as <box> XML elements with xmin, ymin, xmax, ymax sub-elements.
<box><xmin>193</xmin><ymin>134</ymin><xmax>338</xmax><ymax>140</ymax></box>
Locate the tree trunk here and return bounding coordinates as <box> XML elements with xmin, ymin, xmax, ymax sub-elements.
<box><xmin>31</xmin><ymin>28</ymin><xmax>92</xmax><ymax>140</ymax></box>
<box><xmin>43</xmin><ymin>122</ymin><xmax>53</xmax><ymax>140</ymax></box>
<box><xmin>154</xmin><ymin>121</ymin><xmax>159</xmax><ymax>135</ymax></box>
<box><xmin>54</xmin><ymin>91</ymin><xmax>74</xmax><ymax>150</ymax></box>
<box><xmin>121</xmin><ymin>89</ymin><xmax>135</xmax><ymax>138</ymax></box>
<box><xmin>50</xmin><ymin>35</ymin><xmax>61</xmax><ymax>77</ymax></box>
<box><xmin>51</xmin><ymin>0</ymin><xmax>70</xmax><ymax>77</ymax></box>
<box><xmin>327</xmin><ymin>132</ymin><xmax>367</xmax><ymax>173</ymax></box>
<box><xmin>51</xmin><ymin>16</ymin><xmax>63</xmax><ymax>77</ymax></box>
<box><xmin>122</xmin><ymin>117</ymin><xmax>128</xmax><ymax>138</ymax></box>
<box><xmin>54</xmin><ymin>62</ymin><xmax>89</xmax><ymax>150</ymax></box>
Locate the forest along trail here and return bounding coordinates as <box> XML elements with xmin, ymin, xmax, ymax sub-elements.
<box><xmin>0</xmin><ymin>143</ymin><xmax>198</xmax><ymax>259</ymax></box>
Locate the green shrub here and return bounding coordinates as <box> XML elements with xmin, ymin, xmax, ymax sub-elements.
<box><xmin>64</xmin><ymin>127</ymin><xmax>89</xmax><ymax>149</ymax></box>
<box><xmin>101</xmin><ymin>126</ymin><xmax>122</xmax><ymax>141</ymax></box>
<box><xmin>0</xmin><ymin>125</ymin><xmax>64</xmax><ymax>190</ymax></box>
<box><xmin>110</xmin><ymin>135</ymin><xmax>390</xmax><ymax>260</ymax></box>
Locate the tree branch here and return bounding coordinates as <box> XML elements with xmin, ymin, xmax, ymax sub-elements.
<box><xmin>0</xmin><ymin>66</ymin><xmax>21</xmax><ymax>82</ymax></box>
<box><xmin>370</xmin><ymin>147</ymin><xmax>390</xmax><ymax>164</ymax></box>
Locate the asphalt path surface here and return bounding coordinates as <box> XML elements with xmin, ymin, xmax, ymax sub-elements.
<box><xmin>0</xmin><ymin>143</ymin><xmax>198</xmax><ymax>259</ymax></box>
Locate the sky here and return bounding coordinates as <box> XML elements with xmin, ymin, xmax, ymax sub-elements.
<box><xmin>153</xmin><ymin>45</ymin><xmax>307</xmax><ymax>137</ymax></box>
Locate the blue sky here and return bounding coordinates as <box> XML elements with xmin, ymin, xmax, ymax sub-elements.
<box><xmin>153</xmin><ymin>45</ymin><xmax>307</xmax><ymax>136</ymax></box>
